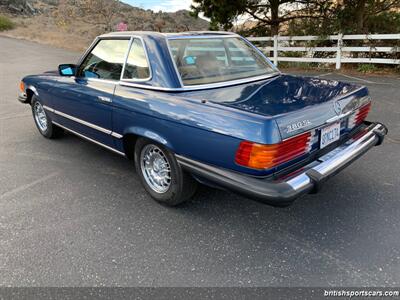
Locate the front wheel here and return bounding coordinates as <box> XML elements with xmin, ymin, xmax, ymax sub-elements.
<box><xmin>31</xmin><ymin>96</ymin><xmax>63</xmax><ymax>139</ymax></box>
<box><xmin>134</xmin><ymin>138</ymin><xmax>197</xmax><ymax>206</ymax></box>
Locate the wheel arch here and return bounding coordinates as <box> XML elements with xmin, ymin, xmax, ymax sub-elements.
<box><xmin>121</xmin><ymin>127</ymin><xmax>175</xmax><ymax>160</ymax></box>
<box><xmin>26</xmin><ymin>85</ymin><xmax>39</xmax><ymax>104</ymax></box>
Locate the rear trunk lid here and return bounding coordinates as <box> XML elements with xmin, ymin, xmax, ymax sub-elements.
<box><xmin>186</xmin><ymin>74</ymin><xmax>370</xmax><ymax>140</ymax></box>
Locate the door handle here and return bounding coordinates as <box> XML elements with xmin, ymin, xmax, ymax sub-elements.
<box><xmin>98</xmin><ymin>96</ymin><xmax>112</xmax><ymax>103</ymax></box>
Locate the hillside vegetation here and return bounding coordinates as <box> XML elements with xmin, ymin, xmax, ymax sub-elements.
<box><xmin>0</xmin><ymin>0</ymin><xmax>209</xmax><ymax>51</ymax></box>
<box><xmin>0</xmin><ymin>14</ymin><xmax>14</xmax><ymax>30</ymax></box>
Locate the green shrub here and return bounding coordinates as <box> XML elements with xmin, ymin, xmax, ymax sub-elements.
<box><xmin>357</xmin><ymin>64</ymin><xmax>377</xmax><ymax>74</ymax></box>
<box><xmin>0</xmin><ymin>15</ymin><xmax>15</xmax><ymax>31</ymax></box>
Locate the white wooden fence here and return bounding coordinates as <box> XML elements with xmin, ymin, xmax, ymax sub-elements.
<box><xmin>247</xmin><ymin>34</ymin><xmax>400</xmax><ymax>69</ymax></box>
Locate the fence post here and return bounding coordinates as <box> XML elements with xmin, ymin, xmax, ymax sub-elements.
<box><xmin>273</xmin><ymin>35</ymin><xmax>278</xmax><ymax>66</ymax></box>
<box><xmin>336</xmin><ymin>33</ymin><xmax>343</xmax><ymax>70</ymax></box>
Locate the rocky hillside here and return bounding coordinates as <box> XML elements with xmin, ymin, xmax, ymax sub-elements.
<box><xmin>0</xmin><ymin>0</ymin><xmax>57</xmax><ymax>15</ymax></box>
<box><xmin>0</xmin><ymin>0</ymin><xmax>209</xmax><ymax>51</ymax></box>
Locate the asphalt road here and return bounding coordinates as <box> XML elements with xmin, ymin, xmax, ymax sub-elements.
<box><xmin>0</xmin><ymin>36</ymin><xmax>400</xmax><ymax>287</ymax></box>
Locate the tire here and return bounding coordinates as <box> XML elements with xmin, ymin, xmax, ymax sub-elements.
<box><xmin>134</xmin><ymin>138</ymin><xmax>198</xmax><ymax>206</ymax></box>
<box><xmin>31</xmin><ymin>96</ymin><xmax>63</xmax><ymax>139</ymax></box>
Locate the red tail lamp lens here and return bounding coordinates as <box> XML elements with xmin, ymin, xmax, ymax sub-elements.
<box><xmin>235</xmin><ymin>132</ymin><xmax>311</xmax><ymax>170</ymax></box>
<box><xmin>355</xmin><ymin>102</ymin><xmax>371</xmax><ymax>125</ymax></box>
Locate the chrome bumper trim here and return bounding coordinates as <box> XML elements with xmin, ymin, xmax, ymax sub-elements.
<box><xmin>286</xmin><ymin>123</ymin><xmax>387</xmax><ymax>191</ymax></box>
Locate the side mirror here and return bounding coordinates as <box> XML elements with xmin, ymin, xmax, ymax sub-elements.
<box><xmin>58</xmin><ymin>64</ymin><xmax>77</xmax><ymax>76</ymax></box>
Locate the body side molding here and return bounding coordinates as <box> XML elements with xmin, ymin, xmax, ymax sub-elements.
<box><xmin>43</xmin><ymin>105</ymin><xmax>123</xmax><ymax>139</ymax></box>
<box><xmin>52</xmin><ymin>121</ymin><xmax>126</xmax><ymax>156</ymax></box>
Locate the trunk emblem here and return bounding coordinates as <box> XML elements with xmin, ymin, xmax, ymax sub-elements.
<box><xmin>334</xmin><ymin>101</ymin><xmax>342</xmax><ymax>115</ymax></box>
<box><xmin>286</xmin><ymin>120</ymin><xmax>311</xmax><ymax>133</ymax></box>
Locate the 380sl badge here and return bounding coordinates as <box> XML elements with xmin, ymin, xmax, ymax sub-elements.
<box><xmin>286</xmin><ymin>120</ymin><xmax>312</xmax><ymax>133</ymax></box>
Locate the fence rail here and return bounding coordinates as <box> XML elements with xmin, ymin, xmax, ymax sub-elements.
<box><xmin>247</xmin><ymin>33</ymin><xmax>400</xmax><ymax>69</ymax></box>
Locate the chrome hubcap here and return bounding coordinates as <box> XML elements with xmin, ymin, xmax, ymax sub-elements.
<box><xmin>140</xmin><ymin>145</ymin><xmax>171</xmax><ymax>193</ymax></box>
<box><xmin>34</xmin><ymin>102</ymin><xmax>48</xmax><ymax>132</ymax></box>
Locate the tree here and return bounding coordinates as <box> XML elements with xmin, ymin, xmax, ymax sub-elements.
<box><xmin>337</xmin><ymin>0</ymin><xmax>400</xmax><ymax>34</ymax></box>
<box><xmin>192</xmin><ymin>0</ymin><xmax>400</xmax><ymax>36</ymax></box>
<box><xmin>191</xmin><ymin>0</ymin><xmax>325</xmax><ymax>35</ymax></box>
<box><xmin>288</xmin><ymin>0</ymin><xmax>400</xmax><ymax>35</ymax></box>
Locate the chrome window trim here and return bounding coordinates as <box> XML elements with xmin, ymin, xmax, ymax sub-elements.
<box><xmin>120</xmin><ymin>36</ymin><xmax>153</xmax><ymax>83</ymax></box>
<box><xmin>165</xmin><ymin>35</ymin><xmax>280</xmax><ymax>90</ymax></box>
<box><xmin>167</xmin><ymin>34</ymin><xmax>239</xmax><ymax>40</ymax></box>
<box><xmin>166</xmin><ymin>37</ymin><xmax>185</xmax><ymax>88</ymax></box>
<box><xmin>118</xmin><ymin>81</ymin><xmax>181</xmax><ymax>91</ymax></box>
<box><xmin>99</xmin><ymin>31</ymin><xmax>235</xmax><ymax>38</ymax></box>
<box><xmin>120</xmin><ymin>37</ymin><xmax>134</xmax><ymax>82</ymax></box>
<box><xmin>52</xmin><ymin>121</ymin><xmax>125</xmax><ymax>156</ymax></box>
<box><xmin>82</xmin><ymin>77</ymin><xmax>119</xmax><ymax>85</ymax></box>
<box><xmin>118</xmin><ymin>73</ymin><xmax>280</xmax><ymax>92</ymax></box>
<box><xmin>43</xmin><ymin>105</ymin><xmax>123</xmax><ymax>139</ymax></box>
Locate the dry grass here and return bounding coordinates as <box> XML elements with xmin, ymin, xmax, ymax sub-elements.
<box><xmin>0</xmin><ymin>14</ymin><xmax>98</xmax><ymax>51</ymax></box>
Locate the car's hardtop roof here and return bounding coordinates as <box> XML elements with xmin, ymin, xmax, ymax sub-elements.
<box><xmin>93</xmin><ymin>30</ymin><xmax>277</xmax><ymax>91</ymax></box>
<box><xmin>99</xmin><ymin>31</ymin><xmax>238</xmax><ymax>39</ymax></box>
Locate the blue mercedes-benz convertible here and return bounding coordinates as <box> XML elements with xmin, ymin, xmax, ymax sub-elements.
<box><xmin>18</xmin><ymin>31</ymin><xmax>387</xmax><ymax>206</ymax></box>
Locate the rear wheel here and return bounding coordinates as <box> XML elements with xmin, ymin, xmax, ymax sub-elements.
<box><xmin>31</xmin><ymin>96</ymin><xmax>63</xmax><ymax>139</ymax></box>
<box><xmin>134</xmin><ymin>138</ymin><xmax>197</xmax><ymax>206</ymax></box>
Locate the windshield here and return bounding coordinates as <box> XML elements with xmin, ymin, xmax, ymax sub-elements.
<box><xmin>168</xmin><ymin>37</ymin><xmax>276</xmax><ymax>86</ymax></box>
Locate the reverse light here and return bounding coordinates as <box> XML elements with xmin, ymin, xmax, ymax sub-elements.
<box><xmin>235</xmin><ymin>132</ymin><xmax>311</xmax><ymax>170</ymax></box>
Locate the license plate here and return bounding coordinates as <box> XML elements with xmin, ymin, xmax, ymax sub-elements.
<box><xmin>320</xmin><ymin>122</ymin><xmax>341</xmax><ymax>149</ymax></box>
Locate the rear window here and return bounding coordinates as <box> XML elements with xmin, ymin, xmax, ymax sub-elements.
<box><xmin>168</xmin><ymin>37</ymin><xmax>276</xmax><ymax>86</ymax></box>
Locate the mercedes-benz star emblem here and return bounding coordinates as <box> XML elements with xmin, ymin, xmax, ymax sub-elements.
<box><xmin>334</xmin><ymin>101</ymin><xmax>342</xmax><ymax>115</ymax></box>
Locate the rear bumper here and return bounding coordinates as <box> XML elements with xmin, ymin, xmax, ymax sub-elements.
<box><xmin>176</xmin><ymin>122</ymin><xmax>388</xmax><ymax>206</ymax></box>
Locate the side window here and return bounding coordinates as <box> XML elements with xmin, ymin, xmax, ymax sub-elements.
<box><xmin>78</xmin><ymin>39</ymin><xmax>130</xmax><ymax>80</ymax></box>
<box><xmin>122</xmin><ymin>39</ymin><xmax>150</xmax><ymax>80</ymax></box>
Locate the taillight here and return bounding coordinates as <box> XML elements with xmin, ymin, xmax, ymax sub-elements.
<box><xmin>235</xmin><ymin>132</ymin><xmax>311</xmax><ymax>170</ymax></box>
<box><xmin>355</xmin><ymin>102</ymin><xmax>371</xmax><ymax>125</ymax></box>
<box><xmin>348</xmin><ymin>102</ymin><xmax>372</xmax><ymax>128</ymax></box>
